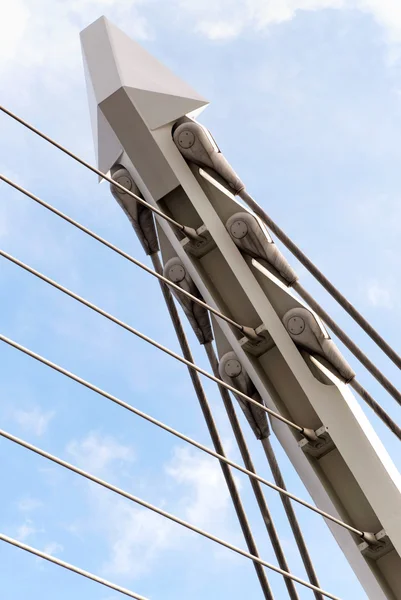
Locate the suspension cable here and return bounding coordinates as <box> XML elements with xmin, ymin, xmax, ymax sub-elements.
<box><xmin>0</xmin><ymin>174</ymin><xmax>256</xmax><ymax>340</ymax></box>
<box><xmin>238</xmin><ymin>189</ymin><xmax>401</xmax><ymax>372</ymax></box>
<box><xmin>204</xmin><ymin>340</ymin><xmax>302</xmax><ymax>600</ymax></box>
<box><xmin>0</xmin><ymin>106</ymin><xmax>199</xmax><ymax>240</ymax></box>
<box><xmin>261</xmin><ymin>436</ymin><xmax>323</xmax><ymax>600</ymax></box>
<box><xmin>0</xmin><ymin>247</ymin><xmax>302</xmax><ymax>433</ymax></box>
<box><xmin>0</xmin><ymin>332</ymin><xmax>366</xmax><ymax>539</ymax></box>
<box><xmin>0</xmin><ymin>532</ymin><xmax>148</xmax><ymax>599</ymax></box>
<box><xmin>0</xmin><ymin>428</ymin><xmax>341</xmax><ymax>600</ymax></box>
<box><xmin>1</xmin><ymin>103</ymin><xmax>398</xmax><ymax>395</ymax></box>
<box><xmin>3</xmin><ymin>176</ymin><xmax>399</xmax><ymax>442</ymax></box>
<box><xmin>148</xmin><ymin>255</ymin><xmax>273</xmax><ymax>599</ymax></box>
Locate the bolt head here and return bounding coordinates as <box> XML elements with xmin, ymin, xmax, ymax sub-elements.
<box><xmin>177</xmin><ymin>130</ymin><xmax>196</xmax><ymax>149</ymax></box>
<box><xmin>230</xmin><ymin>220</ymin><xmax>248</xmax><ymax>240</ymax></box>
<box><xmin>224</xmin><ymin>359</ymin><xmax>242</xmax><ymax>378</ymax></box>
<box><xmin>288</xmin><ymin>316</ymin><xmax>305</xmax><ymax>335</ymax></box>
<box><xmin>169</xmin><ymin>264</ymin><xmax>186</xmax><ymax>283</ymax></box>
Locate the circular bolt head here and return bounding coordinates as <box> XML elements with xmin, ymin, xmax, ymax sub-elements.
<box><xmin>115</xmin><ymin>175</ymin><xmax>132</xmax><ymax>193</ymax></box>
<box><xmin>177</xmin><ymin>130</ymin><xmax>196</xmax><ymax>149</ymax></box>
<box><xmin>169</xmin><ymin>264</ymin><xmax>186</xmax><ymax>283</ymax></box>
<box><xmin>288</xmin><ymin>316</ymin><xmax>305</xmax><ymax>335</ymax></box>
<box><xmin>224</xmin><ymin>359</ymin><xmax>242</xmax><ymax>378</ymax></box>
<box><xmin>230</xmin><ymin>220</ymin><xmax>248</xmax><ymax>239</ymax></box>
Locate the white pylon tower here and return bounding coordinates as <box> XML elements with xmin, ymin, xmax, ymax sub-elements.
<box><xmin>81</xmin><ymin>16</ymin><xmax>401</xmax><ymax>599</ymax></box>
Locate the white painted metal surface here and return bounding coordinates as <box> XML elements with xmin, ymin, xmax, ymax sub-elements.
<box><xmin>81</xmin><ymin>16</ymin><xmax>401</xmax><ymax>599</ymax></box>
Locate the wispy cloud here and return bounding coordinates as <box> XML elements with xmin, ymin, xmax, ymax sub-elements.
<box><xmin>66</xmin><ymin>431</ymin><xmax>135</xmax><ymax>476</ymax></box>
<box><xmin>15</xmin><ymin>519</ymin><xmax>43</xmax><ymax>542</ymax></box>
<box><xmin>63</xmin><ymin>431</ymin><xmax>240</xmax><ymax>580</ymax></box>
<box><xmin>166</xmin><ymin>445</ymin><xmax>236</xmax><ymax>532</ymax></box>
<box><xmin>42</xmin><ymin>541</ymin><xmax>64</xmax><ymax>556</ymax></box>
<box><xmin>175</xmin><ymin>0</ymin><xmax>401</xmax><ymax>41</ymax></box>
<box><xmin>13</xmin><ymin>407</ymin><xmax>55</xmax><ymax>436</ymax></box>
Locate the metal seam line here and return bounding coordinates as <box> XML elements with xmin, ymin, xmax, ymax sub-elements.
<box><xmin>0</xmin><ymin>247</ymin><xmax>302</xmax><ymax>433</ymax></box>
<box><xmin>0</xmin><ymin>532</ymin><xmax>148</xmax><ymax>600</ymax></box>
<box><xmin>0</xmin><ymin>174</ymin><xmax>251</xmax><ymax>339</ymax></box>
<box><xmin>0</xmin><ymin>106</ymin><xmax>194</xmax><ymax>239</ymax></box>
<box><xmin>0</xmin><ymin>332</ymin><xmax>365</xmax><ymax>539</ymax></box>
<box><xmin>0</xmin><ymin>428</ymin><xmax>341</xmax><ymax>600</ymax></box>
<box><xmin>238</xmin><ymin>189</ymin><xmax>401</xmax><ymax>372</ymax></box>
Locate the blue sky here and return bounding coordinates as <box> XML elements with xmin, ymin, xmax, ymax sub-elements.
<box><xmin>1</xmin><ymin>1</ymin><xmax>401</xmax><ymax>599</ymax></box>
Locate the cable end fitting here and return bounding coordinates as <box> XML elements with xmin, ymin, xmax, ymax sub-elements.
<box><xmin>361</xmin><ymin>531</ymin><xmax>384</xmax><ymax>548</ymax></box>
<box><xmin>301</xmin><ymin>428</ymin><xmax>320</xmax><ymax>443</ymax></box>
<box><xmin>182</xmin><ymin>226</ymin><xmax>205</xmax><ymax>242</ymax></box>
<box><xmin>241</xmin><ymin>326</ymin><xmax>263</xmax><ymax>342</ymax></box>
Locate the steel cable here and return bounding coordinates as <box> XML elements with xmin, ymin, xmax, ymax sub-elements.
<box><xmin>0</xmin><ymin>106</ymin><xmax>199</xmax><ymax>241</ymax></box>
<box><xmin>0</xmin><ymin>428</ymin><xmax>341</xmax><ymax>600</ymax></box>
<box><xmin>0</xmin><ymin>247</ymin><xmax>303</xmax><ymax>434</ymax></box>
<box><xmin>149</xmin><ymin>253</ymin><xmax>274</xmax><ymax>600</ymax></box>
<box><xmin>0</xmin><ymin>331</ymin><xmax>366</xmax><ymax>539</ymax></box>
<box><xmin>294</xmin><ymin>282</ymin><xmax>401</xmax><ymax>410</ymax></box>
<box><xmin>204</xmin><ymin>340</ymin><xmax>301</xmax><ymax>600</ymax></box>
<box><xmin>0</xmin><ymin>532</ymin><xmax>148</xmax><ymax>599</ymax></box>
<box><xmin>261</xmin><ymin>437</ymin><xmax>323</xmax><ymax>600</ymax></box>
<box><xmin>0</xmin><ymin>173</ymin><xmax>253</xmax><ymax>339</ymax></box>
<box><xmin>238</xmin><ymin>188</ymin><xmax>401</xmax><ymax>374</ymax></box>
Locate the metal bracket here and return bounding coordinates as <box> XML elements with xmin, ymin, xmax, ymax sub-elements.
<box><xmin>358</xmin><ymin>530</ymin><xmax>393</xmax><ymax>561</ymax></box>
<box><xmin>298</xmin><ymin>426</ymin><xmax>335</xmax><ymax>459</ymax></box>
<box><xmin>239</xmin><ymin>323</ymin><xmax>275</xmax><ymax>357</ymax></box>
<box><xmin>181</xmin><ymin>224</ymin><xmax>216</xmax><ymax>257</ymax></box>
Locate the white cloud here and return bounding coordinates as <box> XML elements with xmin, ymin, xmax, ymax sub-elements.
<box><xmin>166</xmin><ymin>445</ymin><xmax>236</xmax><ymax>531</ymax></box>
<box><xmin>103</xmin><ymin>444</ymin><xmax>240</xmax><ymax>578</ymax></box>
<box><xmin>103</xmin><ymin>500</ymin><xmax>175</xmax><ymax>578</ymax></box>
<box><xmin>13</xmin><ymin>407</ymin><xmax>55</xmax><ymax>436</ymax></box>
<box><xmin>0</xmin><ymin>0</ymin><xmax>151</xmax><ymax>80</ymax></box>
<box><xmin>42</xmin><ymin>541</ymin><xmax>64</xmax><ymax>556</ymax></box>
<box><xmin>65</xmin><ymin>431</ymin><xmax>239</xmax><ymax>580</ymax></box>
<box><xmin>366</xmin><ymin>280</ymin><xmax>395</xmax><ymax>309</ymax></box>
<box><xmin>177</xmin><ymin>0</ymin><xmax>401</xmax><ymax>41</ymax></box>
<box><xmin>0</xmin><ymin>1</ymin><xmax>29</xmax><ymax>64</ymax></box>
<box><xmin>66</xmin><ymin>431</ymin><xmax>135</xmax><ymax>476</ymax></box>
<box><xmin>15</xmin><ymin>519</ymin><xmax>42</xmax><ymax>542</ymax></box>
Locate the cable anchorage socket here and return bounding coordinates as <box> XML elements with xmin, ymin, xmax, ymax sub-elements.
<box><xmin>239</xmin><ymin>323</ymin><xmax>275</xmax><ymax>357</ymax></box>
<box><xmin>181</xmin><ymin>224</ymin><xmax>216</xmax><ymax>258</ymax></box>
<box><xmin>299</xmin><ymin>426</ymin><xmax>335</xmax><ymax>459</ymax></box>
<box><xmin>359</xmin><ymin>529</ymin><xmax>393</xmax><ymax>560</ymax></box>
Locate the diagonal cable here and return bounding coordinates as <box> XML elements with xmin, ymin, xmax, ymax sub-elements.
<box><xmin>0</xmin><ymin>106</ymin><xmax>200</xmax><ymax>241</ymax></box>
<box><xmin>0</xmin><ymin>101</ymin><xmax>398</xmax><ymax>381</ymax></box>
<box><xmin>3</xmin><ymin>172</ymin><xmax>400</xmax><ymax>443</ymax></box>
<box><xmin>0</xmin><ymin>532</ymin><xmax>148</xmax><ymax>599</ymax></box>
<box><xmin>293</xmin><ymin>282</ymin><xmax>401</xmax><ymax>409</ymax></box>
<box><xmin>0</xmin><ymin>246</ymin><xmax>303</xmax><ymax>434</ymax></box>
<box><xmin>204</xmin><ymin>340</ymin><xmax>302</xmax><ymax>600</ymax></box>
<box><xmin>0</xmin><ymin>174</ymin><xmax>255</xmax><ymax>340</ymax></box>
<box><xmin>2</xmin><ymin>176</ymin><xmax>400</xmax><ymax>441</ymax></box>
<box><xmin>0</xmin><ymin>330</ymin><xmax>368</xmax><ymax>539</ymax></box>
<box><xmin>148</xmin><ymin>253</ymin><xmax>274</xmax><ymax>599</ymax></box>
<box><xmin>238</xmin><ymin>189</ymin><xmax>401</xmax><ymax>373</ymax></box>
<box><xmin>0</xmin><ymin>427</ymin><xmax>341</xmax><ymax>600</ymax></box>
